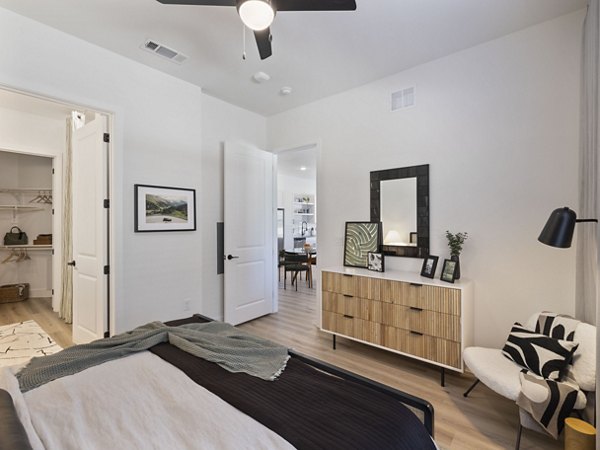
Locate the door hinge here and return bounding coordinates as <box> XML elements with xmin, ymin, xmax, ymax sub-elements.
<box><xmin>51</xmin><ymin>249</ymin><xmax>54</xmax><ymax>255</ymax></box>
<box><xmin>104</xmin><ymin>265</ymin><xmax>110</xmax><ymax>275</ymax></box>
<box><xmin>52</xmin><ymin>168</ymin><xmax>55</xmax><ymax>175</ymax></box>
<box><xmin>52</xmin><ymin>208</ymin><xmax>55</xmax><ymax>215</ymax></box>
<box><xmin>103</xmin><ymin>199</ymin><xmax>110</xmax><ymax>208</ymax></box>
<box><xmin>51</xmin><ymin>288</ymin><xmax>54</xmax><ymax>295</ymax></box>
<box><xmin>103</xmin><ymin>133</ymin><xmax>110</xmax><ymax>143</ymax></box>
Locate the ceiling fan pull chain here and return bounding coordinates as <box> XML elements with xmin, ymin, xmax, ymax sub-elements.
<box><xmin>242</xmin><ymin>23</ymin><xmax>247</xmax><ymax>60</ymax></box>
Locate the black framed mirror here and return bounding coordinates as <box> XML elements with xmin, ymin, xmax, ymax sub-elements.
<box><xmin>370</xmin><ymin>164</ymin><xmax>429</xmax><ymax>258</ymax></box>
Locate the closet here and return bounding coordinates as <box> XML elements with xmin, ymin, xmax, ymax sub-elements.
<box><xmin>0</xmin><ymin>151</ymin><xmax>54</xmax><ymax>300</ymax></box>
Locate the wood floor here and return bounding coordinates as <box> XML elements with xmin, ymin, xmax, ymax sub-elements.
<box><xmin>0</xmin><ymin>297</ymin><xmax>72</xmax><ymax>349</ymax></box>
<box><xmin>0</xmin><ymin>287</ymin><xmax>562</xmax><ymax>449</ymax></box>
<box><xmin>239</xmin><ymin>279</ymin><xmax>563</xmax><ymax>450</ymax></box>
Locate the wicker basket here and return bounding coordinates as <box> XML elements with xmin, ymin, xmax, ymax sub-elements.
<box><xmin>0</xmin><ymin>283</ymin><xmax>29</xmax><ymax>303</ymax></box>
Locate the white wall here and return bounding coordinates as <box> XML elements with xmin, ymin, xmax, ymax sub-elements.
<box><xmin>267</xmin><ymin>11</ymin><xmax>583</xmax><ymax>347</ymax></box>
<box><xmin>200</xmin><ymin>93</ymin><xmax>267</xmax><ymax>321</ymax></box>
<box><xmin>0</xmin><ymin>7</ymin><xmax>206</xmax><ymax>332</ymax></box>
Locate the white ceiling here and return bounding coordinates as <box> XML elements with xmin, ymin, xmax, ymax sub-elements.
<box><xmin>277</xmin><ymin>145</ymin><xmax>316</xmax><ymax>180</ymax></box>
<box><xmin>0</xmin><ymin>0</ymin><xmax>586</xmax><ymax>117</ymax></box>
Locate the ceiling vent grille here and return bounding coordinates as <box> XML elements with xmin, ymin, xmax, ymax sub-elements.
<box><xmin>391</xmin><ymin>86</ymin><xmax>416</xmax><ymax>111</ymax></box>
<box><xmin>142</xmin><ymin>40</ymin><xmax>188</xmax><ymax>64</ymax></box>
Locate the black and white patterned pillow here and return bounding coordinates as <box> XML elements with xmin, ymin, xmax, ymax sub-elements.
<box><xmin>502</xmin><ymin>323</ymin><xmax>579</xmax><ymax>380</ymax></box>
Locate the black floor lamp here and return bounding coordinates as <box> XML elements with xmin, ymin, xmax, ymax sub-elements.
<box><xmin>538</xmin><ymin>207</ymin><xmax>598</xmax><ymax>248</ymax></box>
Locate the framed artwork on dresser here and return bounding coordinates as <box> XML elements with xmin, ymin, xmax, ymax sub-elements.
<box><xmin>343</xmin><ymin>222</ymin><xmax>382</xmax><ymax>268</ymax></box>
<box><xmin>420</xmin><ymin>255</ymin><xmax>439</xmax><ymax>278</ymax></box>
<box><xmin>367</xmin><ymin>252</ymin><xmax>385</xmax><ymax>272</ymax></box>
<box><xmin>440</xmin><ymin>259</ymin><xmax>458</xmax><ymax>283</ymax></box>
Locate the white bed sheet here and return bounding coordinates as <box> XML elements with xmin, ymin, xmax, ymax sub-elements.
<box><xmin>0</xmin><ymin>352</ymin><xmax>295</xmax><ymax>450</ymax></box>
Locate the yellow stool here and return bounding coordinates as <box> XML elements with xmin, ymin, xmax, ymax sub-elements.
<box><xmin>564</xmin><ymin>417</ymin><xmax>595</xmax><ymax>450</ymax></box>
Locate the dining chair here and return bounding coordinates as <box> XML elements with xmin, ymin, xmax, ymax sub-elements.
<box><xmin>283</xmin><ymin>251</ymin><xmax>310</xmax><ymax>291</ymax></box>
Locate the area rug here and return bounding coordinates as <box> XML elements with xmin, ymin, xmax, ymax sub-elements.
<box><xmin>0</xmin><ymin>320</ymin><xmax>62</xmax><ymax>368</ymax></box>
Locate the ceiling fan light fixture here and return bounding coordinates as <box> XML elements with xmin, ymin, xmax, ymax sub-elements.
<box><xmin>238</xmin><ymin>0</ymin><xmax>275</xmax><ymax>31</ymax></box>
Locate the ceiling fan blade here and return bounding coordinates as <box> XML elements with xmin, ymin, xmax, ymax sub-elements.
<box><xmin>156</xmin><ymin>0</ymin><xmax>235</xmax><ymax>6</ymax></box>
<box><xmin>254</xmin><ymin>28</ymin><xmax>272</xmax><ymax>60</ymax></box>
<box><xmin>275</xmin><ymin>0</ymin><xmax>356</xmax><ymax>11</ymax></box>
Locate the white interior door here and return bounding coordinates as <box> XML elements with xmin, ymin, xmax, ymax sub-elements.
<box><xmin>224</xmin><ymin>141</ymin><xmax>277</xmax><ymax>325</ymax></box>
<box><xmin>71</xmin><ymin>116</ymin><xmax>108</xmax><ymax>344</ymax></box>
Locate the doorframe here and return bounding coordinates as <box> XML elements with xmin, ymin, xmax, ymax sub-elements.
<box><xmin>0</xmin><ymin>84</ymin><xmax>116</xmax><ymax>336</ymax></box>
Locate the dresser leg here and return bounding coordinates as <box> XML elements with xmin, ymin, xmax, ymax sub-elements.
<box><xmin>333</xmin><ymin>334</ymin><xmax>336</xmax><ymax>350</ymax></box>
<box><xmin>440</xmin><ymin>368</ymin><xmax>445</xmax><ymax>387</ymax></box>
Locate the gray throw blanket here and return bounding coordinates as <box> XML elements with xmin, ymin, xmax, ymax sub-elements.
<box><xmin>17</xmin><ymin>321</ymin><xmax>289</xmax><ymax>393</ymax></box>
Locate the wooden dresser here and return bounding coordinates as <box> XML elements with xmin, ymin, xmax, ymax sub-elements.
<box><xmin>321</xmin><ymin>267</ymin><xmax>473</xmax><ymax>385</ymax></box>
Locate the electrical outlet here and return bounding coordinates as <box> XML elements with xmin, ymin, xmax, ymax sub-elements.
<box><xmin>183</xmin><ymin>298</ymin><xmax>191</xmax><ymax>311</ymax></box>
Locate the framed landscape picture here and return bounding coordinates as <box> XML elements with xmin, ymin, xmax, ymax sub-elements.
<box><xmin>343</xmin><ymin>222</ymin><xmax>381</xmax><ymax>268</ymax></box>
<box><xmin>135</xmin><ymin>184</ymin><xmax>196</xmax><ymax>232</ymax></box>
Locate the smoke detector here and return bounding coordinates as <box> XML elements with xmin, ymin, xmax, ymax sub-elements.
<box><xmin>141</xmin><ymin>40</ymin><xmax>188</xmax><ymax>64</ymax></box>
<box><xmin>252</xmin><ymin>71</ymin><xmax>271</xmax><ymax>83</ymax></box>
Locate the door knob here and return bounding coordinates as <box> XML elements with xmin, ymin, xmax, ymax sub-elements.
<box><xmin>67</xmin><ymin>260</ymin><xmax>76</xmax><ymax>267</ymax></box>
<box><xmin>226</xmin><ymin>254</ymin><xmax>239</xmax><ymax>260</ymax></box>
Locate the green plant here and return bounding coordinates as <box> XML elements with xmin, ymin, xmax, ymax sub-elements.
<box><xmin>445</xmin><ymin>231</ymin><xmax>468</xmax><ymax>257</ymax></box>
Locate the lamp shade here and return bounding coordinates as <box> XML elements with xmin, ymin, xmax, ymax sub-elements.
<box><xmin>538</xmin><ymin>207</ymin><xmax>577</xmax><ymax>248</ymax></box>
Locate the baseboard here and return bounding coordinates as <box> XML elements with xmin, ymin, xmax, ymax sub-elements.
<box><xmin>29</xmin><ymin>288</ymin><xmax>52</xmax><ymax>298</ymax></box>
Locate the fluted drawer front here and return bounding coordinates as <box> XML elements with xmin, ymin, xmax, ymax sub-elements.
<box><xmin>322</xmin><ymin>272</ymin><xmax>357</xmax><ymax>296</ymax></box>
<box><xmin>353</xmin><ymin>318</ymin><xmax>383</xmax><ymax>346</ymax></box>
<box><xmin>380</xmin><ymin>280</ymin><xmax>461</xmax><ymax>315</ymax></box>
<box><xmin>322</xmin><ymin>311</ymin><xmax>355</xmax><ymax>336</ymax></box>
<box><xmin>407</xmin><ymin>308</ymin><xmax>461</xmax><ymax>342</ymax></box>
<box><xmin>385</xmin><ymin>328</ymin><xmax>461</xmax><ymax>369</ymax></box>
<box><xmin>322</xmin><ymin>291</ymin><xmax>369</xmax><ymax>320</ymax></box>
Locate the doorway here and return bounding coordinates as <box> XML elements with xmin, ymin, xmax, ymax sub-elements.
<box><xmin>0</xmin><ymin>87</ymin><xmax>112</xmax><ymax>347</ymax></box>
<box><xmin>276</xmin><ymin>143</ymin><xmax>318</xmax><ymax>298</ymax></box>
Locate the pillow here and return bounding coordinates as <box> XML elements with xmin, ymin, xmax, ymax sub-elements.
<box><xmin>502</xmin><ymin>323</ymin><xmax>579</xmax><ymax>380</ymax></box>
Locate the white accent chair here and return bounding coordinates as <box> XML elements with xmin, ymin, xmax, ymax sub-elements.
<box><xmin>462</xmin><ymin>313</ymin><xmax>596</xmax><ymax>450</ymax></box>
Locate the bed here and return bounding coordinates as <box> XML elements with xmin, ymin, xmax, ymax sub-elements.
<box><xmin>0</xmin><ymin>314</ymin><xmax>436</xmax><ymax>450</ymax></box>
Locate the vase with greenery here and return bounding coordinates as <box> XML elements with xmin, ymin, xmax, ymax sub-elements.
<box><xmin>445</xmin><ymin>231</ymin><xmax>468</xmax><ymax>280</ymax></box>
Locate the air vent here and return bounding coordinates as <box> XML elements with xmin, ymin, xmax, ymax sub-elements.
<box><xmin>391</xmin><ymin>86</ymin><xmax>416</xmax><ymax>111</ymax></box>
<box><xmin>142</xmin><ymin>40</ymin><xmax>188</xmax><ymax>64</ymax></box>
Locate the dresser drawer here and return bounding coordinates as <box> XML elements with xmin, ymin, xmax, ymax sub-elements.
<box><xmin>322</xmin><ymin>271</ymin><xmax>358</xmax><ymax>296</ymax></box>
<box><xmin>385</xmin><ymin>328</ymin><xmax>461</xmax><ymax>369</ymax></box>
<box><xmin>406</xmin><ymin>308</ymin><xmax>461</xmax><ymax>342</ymax></box>
<box><xmin>322</xmin><ymin>311</ymin><xmax>355</xmax><ymax>336</ymax></box>
<box><xmin>322</xmin><ymin>291</ymin><xmax>369</xmax><ymax>320</ymax></box>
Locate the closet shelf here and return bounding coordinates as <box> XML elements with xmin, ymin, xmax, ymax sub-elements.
<box><xmin>0</xmin><ymin>205</ymin><xmax>45</xmax><ymax>212</ymax></box>
<box><xmin>0</xmin><ymin>188</ymin><xmax>52</xmax><ymax>193</ymax></box>
<box><xmin>0</xmin><ymin>245</ymin><xmax>52</xmax><ymax>250</ymax></box>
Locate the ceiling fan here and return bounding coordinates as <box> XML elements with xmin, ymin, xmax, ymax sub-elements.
<box><xmin>156</xmin><ymin>0</ymin><xmax>357</xmax><ymax>60</ymax></box>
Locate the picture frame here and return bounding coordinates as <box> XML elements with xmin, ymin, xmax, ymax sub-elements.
<box><xmin>343</xmin><ymin>222</ymin><xmax>382</xmax><ymax>268</ymax></box>
<box><xmin>367</xmin><ymin>252</ymin><xmax>385</xmax><ymax>272</ymax></box>
<box><xmin>440</xmin><ymin>258</ymin><xmax>458</xmax><ymax>283</ymax></box>
<box><xmin>134</xmin><ymin>184</ymin><xmax>196</xmax><ymax>232</ymax></box>
<box><xmin>420</xmin><ymin>255</ymin><xmax>439</xmax><ymax>278</ymax></box>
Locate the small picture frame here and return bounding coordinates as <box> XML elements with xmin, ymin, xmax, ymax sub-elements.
<box><xmin>367</xmin><ymin>252</ymin><xmax>385</xmax><ymax>272</ymax></box>
<box><xmin>420</xmin><ymin>255</ymin><xmax>439</xmax><ymax>278</ymax></box>
<box><xmin>440</xmin><ymin>259</ymin><xmax>458</xmax><ymax>283</ymax></box>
